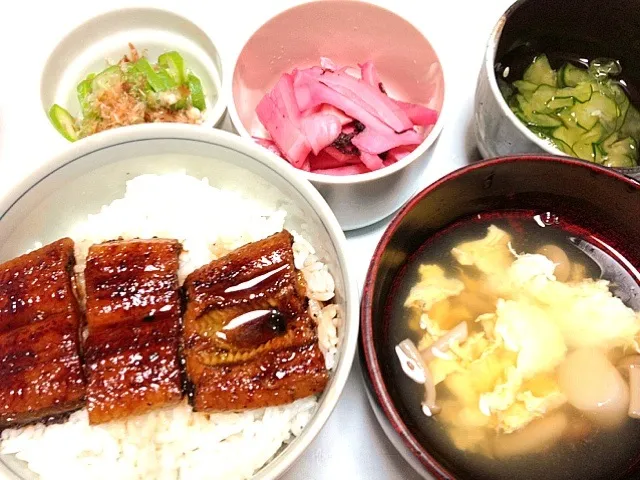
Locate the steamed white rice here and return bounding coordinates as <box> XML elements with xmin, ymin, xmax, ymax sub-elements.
<box><xmin>0</xmin><ymin>173</ymin><xmax>341</xmax><ymax>480</ymax></box>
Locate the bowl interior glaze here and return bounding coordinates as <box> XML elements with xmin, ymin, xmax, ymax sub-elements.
<box><xmin>361</xmin><ymin>156</ymin><xmax>640</xmax><ymax>480</ymax></box>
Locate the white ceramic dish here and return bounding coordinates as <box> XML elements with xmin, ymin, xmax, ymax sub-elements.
<box><xmin>226</xmin><ymin>0</ymin><xmax>447</xmax><ymax>231</ymax></box>
<box><xmin>0</xmin><ymin>125</ymin><xmax>358</xmax><ymax>480</ymax></box>
<box><xmin>40</xmin><ymin>7</ymin><xmax>225</xmax><ymax>136</ymax></box>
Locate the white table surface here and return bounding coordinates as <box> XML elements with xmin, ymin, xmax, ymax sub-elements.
<box><xmin>0</xmin><ymin>0</ymin><xmax>516</xmax><ymax>478</ymax></box>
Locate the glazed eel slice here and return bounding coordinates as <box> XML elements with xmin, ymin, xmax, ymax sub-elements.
<box><xmin>83</xmin><ymin>238</ymin><xmax>183</xmax><ymax>424</ymax></box>
<box><xmin>183</xmin><ymin>230</ymin><xmax>328</xmax><ymax>411</ymax></box>
<box><xmin>0</xmin><ymin>238</ymin><xmax>86</xmax><ymax>428</ymax></box>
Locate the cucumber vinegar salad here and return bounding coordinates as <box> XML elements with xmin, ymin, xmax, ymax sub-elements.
<box><xmin>48</xmin><ymin>45</ymin><xmax>207</xmax><ymax>141</ymax></box>
<box><xmin>502</xmin><ymin>55</ymin><xmax>640</xmax><ymax>168</ymax></box>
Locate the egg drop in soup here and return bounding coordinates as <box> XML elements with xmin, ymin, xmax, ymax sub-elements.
<box><xmin>388</xmin><ymin>211</ymin><xmax>640</xmax><ymax>480</ymax></box>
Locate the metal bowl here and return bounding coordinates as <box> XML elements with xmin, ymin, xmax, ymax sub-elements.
<box><xmin>474</xmin><ymin>0</ymin><xmax>640</xmax><ymax>180</ymax></box>
<box><xmin>0</xmin><ymin>124</ymin><xmax>359</xmax><ymax>480</ymax></box>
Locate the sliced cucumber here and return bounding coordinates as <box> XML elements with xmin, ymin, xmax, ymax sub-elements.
<box><xmin>606</xmin><ymin>136</ymin><xmax>637</xmax><ymax>157</ymax></box>
<box><xmin>554</xmin><ymin>83</ymin><xmax>592</xmax><ymax>103</ymax></box>
<box><xmin>547</xmin><ymin>97</ymin><xmax>574</xmax><ymax>110</ymax></box>
<box><xmin>529</xmin><ymin>85</ymin><xmax>557</xmax><ymax>113</ymax></box>
<box><xmin>513</xmin><ymin>80</ymin><xmax>538</xmax><ymax>100</ymax></box>
<box><xmin>565</xmin><ymin>123</ymin><xmax>606</xmax><ymax>162</ymax></box>
<box><xmin>517</xmin><ymin>110</ymin><xmax>562</xmax><ymax>128</ymax></box>
<box><xmin>572</xmin><ymin>91</ymin><xmax>618</xmax><ymax>130</ymax></box>
<box><xmin>599</xmin><ymin>134</ymin><xmax>636</xmax><ymax>167</ymax></box>
<box><xmin>509</xmin><ymin>55</ymin><xmax>639</xmax><ymax>166</ymax></box>
<box><xmin>514</xmin><ymin>91</ymin><xmax>562</xmax><ymax>128</ymax></box>
<box><xmin>531</xmin><ymin>113</ymin><xmax>562</xmax><ymax>128</ymax></box>
<box><xmin>580</xmin><ymin>121</ymin><xmax>607</xmax><ymax>144</ymax></box>
<box><xmin>48</xmin><ymin>104</ymin><xmax>78</xmax><ymax>142</ymax></box>
<box><xmin>604</xmin><ymin>153</ymin><xmax>635</xmax><ymax>168</ymax></box>
<box><xmin>553</xmin><ymin>125</ymin><xmax>581</xmax><ymax>146</ymax></box>
<box><xmin>602</xmin><ymin>133</ymin><xmax>619</xmax><ymax>149</ymax></box>
<box><xmin>621</xmin><ymin>104</ymin><xmax>640</xmax><ymax>138</ymax></box>
<box><xmin>556</xmin><ymin>109</ymin><xmax>582</xmax><ymax>129</ymax></box>
<box><xmin>561</xmin><ymin>63</ymin><xmax>590</xmax><ymax>87</ymax></box>
<box><xmin>591</xmin><ymin>80</ymin><xmax>617</xmax><ymax>100</ymax></box>
<box><xmin>609</xmin><ymin>83</ymin><xmax>628</xmax><ymax>105</ymax></box>
<box><xmin>524</xmin><ymin>54</ymin><xmax>557</xmax><ymax>87</ymax></box>
<box><xmin>593</xmin><ymin>143</ymin><xmax>606</xmax><ymax>164</ymax></box>
<box><xmin>549</xmin><ymin>137</ymin><xmax>575</xmax><ymax>156</ymax></box>
<box><xmin>615</xmin><ymin>94</ymin><xmax>630</xmax><ymax>131</ymax></box>
<box><xmin>590</xmin><ymin>91</ymin><xmax>619</xmax><ymax>129</ymax></box>
<box><xmin>572</xmin><ymin>141</ymin><xmax>596</xmax><ymax>161</ymax></box>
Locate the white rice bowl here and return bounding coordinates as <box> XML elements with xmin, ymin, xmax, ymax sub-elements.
<box><xmin>0</xmin><ymin>173</ymin><xmax>341</xmax><ymax>480</ymax></box>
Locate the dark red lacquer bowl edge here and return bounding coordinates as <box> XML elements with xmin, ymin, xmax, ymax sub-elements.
<box><xmin>359</xmin><ymin>154</ymin><xmax>640</xmax><ymax>479</ymax></box>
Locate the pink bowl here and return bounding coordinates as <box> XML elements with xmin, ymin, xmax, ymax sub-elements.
<box><xmin>227</xmin><ymin>0</ymin><xmax>446</xmax><ymax>230</ymax></box>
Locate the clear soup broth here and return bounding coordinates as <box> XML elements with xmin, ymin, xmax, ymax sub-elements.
<box><xmin>386</xmin><ymin>210</ymin><xmax>640</xmax><ymax>480</ymax></box>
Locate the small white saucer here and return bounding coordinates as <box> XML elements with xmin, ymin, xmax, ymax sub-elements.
<box><xmin>40</xmin><ymin>7</ymin><xmax>225</xmax><ymax>133</ymax></box>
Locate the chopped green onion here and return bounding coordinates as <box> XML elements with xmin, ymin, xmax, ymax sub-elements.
<box><xmin>123</xmin><ymin>63</ymin><xmax>146</xmax><ymax>90</ymax></box>
<box><xmin>49</xmin><ymin>44</ymin><xmax>210</xmax><ymax>141</ymax></box>
<box><xmin>187</xmin><ymin>73</ymin><xmax>205</xmax><ymax>110</ymax></box>
<box><xmin>135</xmin><ymin>58</ymin><xmax>175</xmax><ymax>92</ymax></box>
<box><xmin>155</xmin><ymin>68</ymin><xmax>177</xmax><ymax>90</ymax></box>
<box><xmin>172</xmin><ymin>97</ymin><xmax>188</xmax><ymax>110</ymax></box>
<box><xmin>91</xmin><ymin>65</ymin><xmax>122</xmax><ymax>93</ymax></box>
<box><xmin>48</xmin><ymin>104</ymin><xmax>78</xmax><ymax>142</ymax></box>
<box><xmin>76</xmin><ymin>79</ymin><xmax>93</xmax><ymax>116</ymax></box>
<box><xmin>158</xmin><ymin>51</ymin><xmax>186</xmax><ymax>85</ymax></box>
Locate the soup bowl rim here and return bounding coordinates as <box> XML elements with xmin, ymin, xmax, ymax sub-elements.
<box><xmin>359</xmin><ymin>154</ymin><xmax>640</xmax><ymax>478</ymax></box>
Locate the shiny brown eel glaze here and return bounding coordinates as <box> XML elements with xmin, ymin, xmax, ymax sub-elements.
<box><xmin>0</xmin><ymin>232</ymin><xmax>331</xmax><ymax>426</ymax></box>
<box><xmin>83</xmin><ymin>239</ymin><xmax>183</xmax><ymax>424</ymax></box>
<box><xmin>183</xmin><ymin>230</ymin><xmax>328</xmax><ymax>411</ymax></box>
<box><xmin>0</xmin><ymin>238</ymin><xmax>86</xmax><ymax>428</ymax></box>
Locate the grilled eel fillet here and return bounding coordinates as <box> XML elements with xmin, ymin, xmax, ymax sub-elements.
<box><xmin>183</xmin><ymin>230</ymin><xmax>328</xmax><ymax>411</ymax></box>
<box><xmin>0</xmin><ymin>238</ymin><xmax>85</xmax><ymax>428</ymax></box>
<box><xmin>83</xmin><ymin>239</ymin><xmax>183</xmax><ymax>424</ymax></box>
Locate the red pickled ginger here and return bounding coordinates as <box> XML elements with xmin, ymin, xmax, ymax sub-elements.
<box><xmin>253</xmin><ymin>58</ymin><xmax>438</xmax><ymax>176</ymax></box>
